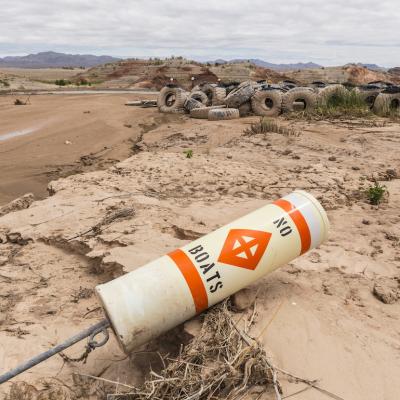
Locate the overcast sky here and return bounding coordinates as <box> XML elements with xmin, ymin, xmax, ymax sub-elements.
<box><xmin>0</xmin><ymin>0</ymin><xmax>399</xmax><ymax>67</ymax></box>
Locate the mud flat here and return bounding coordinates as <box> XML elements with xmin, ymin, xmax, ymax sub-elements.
<box><xmin>0</xmin><ymin>93</ymin><xmax>158</xmax><ymax>205</ymax></box>
<box><xmin>0</xmin><ymin>109</ymin><xmax>400</xmax><ymax>399</ymax></box>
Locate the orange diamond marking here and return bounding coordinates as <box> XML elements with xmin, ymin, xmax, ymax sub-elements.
<box><xmin>218</xmin><ymin>229</ymin><xmax>272</xmax><ymax>270</ymax></box>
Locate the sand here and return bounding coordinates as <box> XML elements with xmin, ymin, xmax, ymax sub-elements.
<box><xmin>0</xmin><ymin>97</ymin><xmax>400</xmax><ymax>399</ymax></box>
<box><xmin>0</xmin><ymin>93</ymin><xmax>159</xmax><ymax>205</ymax></box>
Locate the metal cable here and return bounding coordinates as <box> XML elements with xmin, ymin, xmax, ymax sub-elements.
<box><xmin>0</xmin><ymin>319</ymin><xmax>110</xmax><ymax>385</ymax></box>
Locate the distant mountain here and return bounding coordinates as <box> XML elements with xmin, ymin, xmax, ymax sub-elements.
<box><xmin>0</xmin><ymin>51</ymin><xmax>121</xmax><ymax>68</ymax></box>
<box><xmin>208</xmin><ymin>58</ymin><xmax>322</xmax><ymax>70</ymax></box>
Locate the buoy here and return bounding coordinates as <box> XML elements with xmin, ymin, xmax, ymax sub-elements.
<box><xmin>96</xmin><ymin>190</ymin><xmax>329</xmax><ymax>353</ymax></box>
<box><xmin>0</xmin><ymin>190</ymin><xmax>330</xmax><ymax>384</ymax></box>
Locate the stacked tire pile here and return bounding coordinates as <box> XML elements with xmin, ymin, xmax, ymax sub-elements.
<box><xmin>156</xmin><ymin>81</ymin><xmax>400</xmax><ymax>121</ymax></box>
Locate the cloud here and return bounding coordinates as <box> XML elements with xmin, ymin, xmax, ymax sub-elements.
<box><xmin>0</xmin><ymin>0</ymin><xmax>399</xmax><ymax>66</ymax></box>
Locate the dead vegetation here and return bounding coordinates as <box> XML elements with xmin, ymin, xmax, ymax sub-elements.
<box><xmin>244</xmin><ymin>117</ymin><xmax>300</xmax><ymax>137</ymax></box>
<box><xmin>100</xmin><ymin>300</ymin><xmax>281</xmax><ymax>400</ymax></box>
<box><xmin>67</xmin><ymin>207</ymin><xmax>135</xmax><ymax>241</ymax></box>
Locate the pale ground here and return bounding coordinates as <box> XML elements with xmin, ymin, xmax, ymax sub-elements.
<box><xmin>0</xmin><ymin>93</ymin><xmax>159</xmax><ymax>205</ymax></box>
<box><xmin>0</xmin><ymin>68</ymin><xmax>86</xmax><ymax>91</ymax></box>
<box><xmin>0</xmin><ymin>67</ymin><xmax>84</xmax><ymax>81</ymax></box>
<box><xmin>0</xmin><ymin>96</ymin><xmax>399</xmax><ymax>399</ymax></box>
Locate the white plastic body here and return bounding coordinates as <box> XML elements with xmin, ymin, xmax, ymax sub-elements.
<box><xmin>96</xmin><ymin>190</ymin><xmax>329</xmax><ymax>353</ymax></box>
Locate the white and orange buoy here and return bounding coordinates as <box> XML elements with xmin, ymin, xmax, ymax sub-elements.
<box><xmin>96</xmin><ymin>190</ymin><xmax>329</xmax><ymax>353</ymax></box>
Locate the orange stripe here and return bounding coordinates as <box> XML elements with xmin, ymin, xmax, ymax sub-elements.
<box><xmin>168</xmin><ymin>249</ymin><xmax>208</xmax><ymax>313</ymax></box>
<box><xmin>273</xmin><ymin>199</ymin><xmax>311</xmax><ymax>254</ymax></box>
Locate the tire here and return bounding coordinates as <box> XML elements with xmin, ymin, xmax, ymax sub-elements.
<box><xmin>317</xmin><ymin>84</ymin><xmax>347</xmax><ymax>107</ymax></box>
<box><xmin>251</xmin><ymin>90</ymin><xmax>283</xmax><ymax>117</ymax></box>
<box><xmin>189</xmin><ymin>90</ymin><xmax>208</xmax><ymax>105</ymax></box>
<box><xmin>282</xmin><ymin>87</ymin><xmax>317</xmax><ymax>113</ymax></box>
<box><xmin>357</xmin><ymin>89</ymin><xmax>382</xmax><ymax>109</ymax></box>
<box><xmin>202</xmin><ymin>83</ymin><xmax>217</xmax><ymax>105</ymax></box>
<box><xmin>184</xmin><ymin>97</ymin><xmax>205</xmax><ymax>112</ymax></box>
<box><xmin>373</xmin><ymin>93</ymin><xmax>400</xmax><ymax>116</ymax></box>
<box><xmin>238</xmin><ymin>101</ymin><xmax>253</xmax><ymax>117</ymax></box>
<box><xmin>157</xmin><ymin>87</ymin><xmax>188</xmax><ymax>113</ymax></box>
<box><xmin>224</xmin><ymin>81</ymin><xmax>256</xmax><ymax>108</ymax></box>
<box><xmin>208</xmin><ymin>108</ymin><xmax>240</xmax><ymax>121</ymax></box>
<box><xmin>189</xmin><ymin>105</ymin><xmax>226</xmax><ymax>119</ymax></box>
<box><xmin>212</xmin><ymin>86</ymin><xmax>227</xmax><ymax>105</ymax></box>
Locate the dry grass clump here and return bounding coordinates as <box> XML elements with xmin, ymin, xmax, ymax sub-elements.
<box><xmin>316</xmin><ymin>89</ymin><xmax>373</xmax><ymax>118</ymax></box>
<box><xmin>111</xmin><ymin>301</ymin><xmax>281</xmax><ymax>400</ymax></box>
<box><xmin>244</xmin><ymin>117</ymin><xmax>299</xmax><ymax>137</ymax></box>
<box><xmin>286</xmin><ymin>90</ymin><xmax>374</xmax><ymax>120</ymax></box>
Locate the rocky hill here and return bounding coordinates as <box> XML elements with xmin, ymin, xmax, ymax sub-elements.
<box><xmin>74</xmin><ymin>58</ymin><xmax>290</xmax><ymax>89</ymax></box>
<box><xmin>0</xmin><ymin>51</ymin><xmax>120</xmax><ymax>68</ymax></box>
<box><xmin>75</xmin><ymin>58</ymin><xmax>400</xmax><ymax>89</ymax></box>
<box><xmin>284</xmin><ymin>64</ymin><xmax>400</xmax><ymax>85</ymax></box>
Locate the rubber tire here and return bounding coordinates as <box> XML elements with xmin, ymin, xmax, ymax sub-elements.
<box><xmin>189</xmin><ymin>105</ymin><xmax>226</xmax><ymax>119</ymax></box>
<box><xmin>184</xmin><ymin>97</ymin><xmax>205</xmax><ymax>112</ymax></box>
<box><xmin>158</xmin><ymin>87</ymin><xmax>188</xmax><ymax>113</ymax></box>
<box><xmin>357</xmin><ymin>89</ymin><xmax>382</xmax><ymax>109</ymax></box>
<box><xmin>189</xmin><ymin>90</ymin><xmax>208</xmax><ymax>105</ymax></box>
<box><xmin>282</xmin><ymin>88</ymin><xmax>317</xmax><ymax>113</ymax></box>
<box><xmin>317</xmin><ymin>84</ymin><xmax>347</xmax><ymax>107</ymax></box>
<box><xmin>224</xmin><ymin>81</ymin><xmax>256</xmax><ymax>108</ymax></box>
<box><xmin>373</xmin><ymin>93</ymin><xmax>400</xmax><ymax>116</ymax></box>
<box><xmin>251</xmin><ymin>90</ymin><xmax>283</xmax><ymax>117</ymax></box>
<box><xmin>238</xmin><ymin>101</ymin><xmax>253</xmax><ymax>117</ymax></box>
<box><xmin>208</xmin><ymin>108</ymin><xmax>240</xmax><ymax>121</ymax></box>
<box><xmin>202</xmin><ymin>83</ymin><xmax>217</xmax><ymax>106</ymax></box>
<box><xmin>212</xmin><ymin>87</ymin><xmax>227</xmax><ymax>105</ymax></box>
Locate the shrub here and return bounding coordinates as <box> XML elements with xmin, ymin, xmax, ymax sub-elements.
<box><xmin>366</xmin><ymin>181</ymin><xmax>387</xmax><ymax>205</ymax></box>
<box><xmin>54</xmin><ymin>79</ymin><xmax>71</xmax><ymax>86</ymax></box>
<box><xmin>183</xmin><ymin>149</ymin><xmax>193</xmax><ymax>158</ymax></box>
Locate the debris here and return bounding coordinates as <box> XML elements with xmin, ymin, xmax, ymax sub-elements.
<box><xmin>125</xmin><ymin>100</ymin><xmax>157</xmax><ymax>107</ymax></box>
<box><xmin>67</xmin><ymin>207</ymin><xmax>135</xmax><ymax>241</ymax></box>
<box><xmin>107</xmin><ymin>301</ymin><xmax>281</xmax><ymax>399</ymax></box>
<box><xmin>0</xmin><ymin>193</ymin><xmax>35</xmax><ymax>217</ymax></box>
<box><xmin>157</xmin><ymin>80</ymin><xmax>400</xmax><ymax>118</ymax></box>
